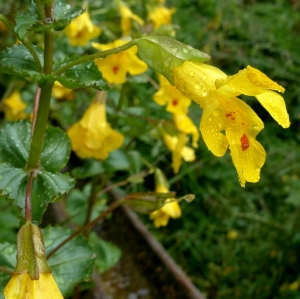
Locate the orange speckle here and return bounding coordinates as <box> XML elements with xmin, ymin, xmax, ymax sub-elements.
<box><xmin>113</xmin><ymin>66</ymin><xmax>119</xmax><ymax>74</ymax></box>
<box><xmin>231</xmin><ymin>117</ymin><xmax>235</xmax><ymax>120</ymax></box>
<box><xmin>226</xmin><ymin>113</ymin><xmax>232</xmax><ymax>117</ymax></box>
<box><xmin>240</xmin><ymin>133</ymin><xmax>249</xmax><ymax>151</ymax></box>
<box><xmin>172</xmin><ymin>100</ymin><xmax>178</xmax><ymax>106</ymax></box>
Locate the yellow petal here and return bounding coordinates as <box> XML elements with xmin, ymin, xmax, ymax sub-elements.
<box><xmin>217</xmin><ymin>65</ymin><xmax>285</xmax><ymax>96</ymax></box>
<box><xmin>126</xmin><ymin>52</ymin><xmax>148</xmax><ymax>75</ymax></box>
<box><xmin>5</xmin><ymin>273</ymin><xmax>63</xmax><ymax>299</ymax></box>
<box><xmin>173</xmin><ymin>61</ymin><xmax>227</xmax><ymax>106</ymax></box>
<box><xmin>227</xmin><ymin>131</ymin><xmax>266</xmax><ymax>187</ymax></box>
<box><xmin>255</xmin><ymin>91</ymin><xmax>290</xmax><ymax>128</ymax></box>
<box><xmin>173</xmin><ymin>114</ymin><xmax>199</xmax><ymax>148</ymax></box>
<box><xmin>2</xmin><ymin>91</ymin><xmax>28</xmax><ymax>121</ymax></box>
<box><xmin>148</xmin><ymin>6</ymin><xmax>176</xmax><ymax>29</ymax></box>
<box><xmin>150</xmin><ymin>210</ymin><xmax>170</xmax><ymax>227</ymax></box>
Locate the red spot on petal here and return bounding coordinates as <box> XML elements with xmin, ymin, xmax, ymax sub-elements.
<box><xmin>242</xmin><ymin>123</ymin><xmax>244</xmax><ymax>125</ymax></box>
<box><xmin>172</xmin><ymin>100</ymin><xmax>178</xmax><ymax>106</ymax></box>
<box><xmin>240</xmin><ymin>133</ymin><xmax>250</xmax><ymax>151</ymax></box>
<box><xmin>231</xmin><ymin>117</ymin><xmax>235</xmax><ymax>120</ymax></box>
<box><xmin>226</xmin><ymin>113</ymin><xmax>232</xmax><ymax>117</ymax></box>
<box><xmin>113</xmin><ymin>66</ymin><xmax>119</xmax><ymax>74</ymax></box>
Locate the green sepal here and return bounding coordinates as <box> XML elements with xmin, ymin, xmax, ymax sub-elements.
<box><xmin>53</xmin><ymin>0</ymin><xmax>85</xmax><ymax>31</ymax></box>
<box><xmin>135</xmin><ymin>36</ymin><xmax>210</xmax><ymax>83</ymax></box>
<box><xmin>55</xmin><ymin>56</ymin><xmax>109</xmax><ymax>90</ymax></box>
<box><xmin>0</xmin><ymin>121</ymin><xmax>75</xmax><ymax>223</ymax></box>
<box><xmin>89</xmin><ymin>232</ymin><xmax>121</xmax><ymax>274</ymax></box>
<box><xmin>44</xmin><ymin>226</ymin><xmax>95</xmax><ymax>297</ymax></box>
<box><xmin>124</xmin><ymin>191</ymin><xmax>176</xmax><ymax>214</ymax></box>
<box><xmin>154</xmin><ymin>168</ymin><xmax>169</xmax><ymax>189</ymax></box>
<box><xmin>0</xmin><ymin>44</ymin><xmax>43</xmax><ymax>79</ymax></box>
<box><xmin>14</xmin><ymin>223</ymin><xmax>51</xmax><ymax>280</ymax></box>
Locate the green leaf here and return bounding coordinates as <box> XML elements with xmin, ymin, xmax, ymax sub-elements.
<box><xmin>135</xmin><ymin>36</ymin><xmax>210</xmax><ymax>83</ymax></box>
<box><xmin>14</xmin><ymin>2</ymin><xmax>39</xmax><ymax>41</ymax></box>
<box><xmin>72</xmin><ymin>159</ymin><xmax>104</xmax><ymax>179</ymax></box>
<box><xmin>89</xmin><ymin>232</ymin><xmax>121</xmax><ymax>274</ymax></box>
<box><xmin>0</xmin><ymin>121</ymin><xmax>75</xmax><ymax>223</ymax></box>
<box><xmin>0</xmin><ymin>243</ymin><xmax>16</xmax><ymax>299</ymax></box>
<box><xmin>53</xmin><ymin>0</ymin><xmax>85</xmax><ymax>31</ymax></box>
<box><xmin>31</xmin><ymin>171</ymin><xmax>75</xmax><ymax>223</ymax></box>
<box><xmin>41</xmin><ymin>127</ymin><xmax>71</xmax><ymax>173</ymax></box>
<box><xmin>0</xmin><ymin>45</ymin><xmax>43</xmax><ymax>79</ymax></box>
<box><xmin>44</xmin><ymin>226</ymin><xmax>95</xmax><ymax>297</ymax></box>
<box><xmin>103</xmin><ymin>150</ymin><xmax>131</xmax><ymax>172</ymax></box>
<box><xmin>0</xmin><ymin>121</ymin><xmax>31</xmax><ymax>168</ymax></box>
<box><xmin>56</xmin><ymin>57</ymin><xmax>109</xmax><ymax>90</ymax></box>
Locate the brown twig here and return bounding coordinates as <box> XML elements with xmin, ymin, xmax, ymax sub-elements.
<box><xmin>0</xmin><ymin>266</ymin><xmax>13</xmax><ymax>275</ymax></box>
<box><xmin>121</xmin><ymin>203</ymin><xmax>207</xmax><ymax>299</ymax></box>
<box><xmin>47</xmin><ymin>198</ymin><xmax>124</xmax><ymax>259</ymax></box>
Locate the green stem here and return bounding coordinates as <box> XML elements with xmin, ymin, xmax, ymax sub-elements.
<box><xmin>47</xmin><ymin>198</ymin><xmax>125</xmax><ymax>259</ymax></box>
<box><xmin>55</xmin><ymin>40</ymin><xmax>137</xmax><ymax>75</ymax></box>
<box><xmin>27</xmin><ymin>5</ymin><xmax>54</xmax><ymax>170</ymax></box>
<box><xmin>34</xmin><ymin>0</ymin><xmax>46</xmax><ymax>21</ymax></box>
<box><xmin>0</xmin><ymin>14</ymin><xmax>14</xmax><ymax>32</ymax></box>
<box><xmin>23</xmin><ymin>41</ymin><xmax>43</xmax><ymax>73</ymax></box>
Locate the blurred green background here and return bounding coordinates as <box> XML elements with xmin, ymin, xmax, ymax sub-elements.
<box><xmin>1</xmin><ymin>0</ymin><xmax>300</xmax><ymax>298</ymax></box>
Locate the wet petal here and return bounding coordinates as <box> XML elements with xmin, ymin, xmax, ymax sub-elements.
<box><xmin>255</xmin><ymin>91</ymin><xmax>290</xmax><ymax>128</ymax></box>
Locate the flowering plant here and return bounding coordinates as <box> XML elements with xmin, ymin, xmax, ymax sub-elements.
<box><xmin>0</xmin><ymin>0</ymin><xmax>291</xmax><ymax>298</ymax></box>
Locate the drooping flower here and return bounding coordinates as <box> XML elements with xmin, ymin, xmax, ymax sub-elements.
<box><xmin>4</xmin><ymin>222</ymin><xmax>63</xmax><ymax>299</ymax></box>
<box><xmin>119</xmin><ymin>3</ymin><xmax>144</xmax><ymax>36</ymax></box>
<box><xmin>2</xmin><ymin>91</ymin><xmax>28</xmax><ymax>121</ymax></box>
<box><xmin>153</xmin><ymin>74</ymin><xmax>191</xmax><ymax>115</ymax></box>
<box><xmin>172</xmin><ymin>61</ymin><xmax>290</xmax><ymax>186</ymax></box>
<box><xmin>92</xmin><ymin>39</ymin><xmax>148</xmax><ymax>84</ymax></box>
<box><xmin>52</xmin><ymin>81</ymin><xmax>74</xmax><ymax>100</ymax></box>
<box><xmin>162</xmin><ymin>132</ymin><xmax>195</xmax><ymax>174</ymax></box>
<box><xmin>67</xmin><ymin>91</ymin><xmax>124</xmax><ymax>160</ymax></box>
<box><xmin>64</xmin><ymin>11</ymin><xmax>101</xmax><ymax>46</ymax></box>
<box><xmin>150</xmin><ymin>168</ymin><xmax>181</xmax><ymax>227</ymax></box>
<box><xmin>148</xmin><ymin>6</ymin><xmax>176</xmax><ymax>29</ymax></box>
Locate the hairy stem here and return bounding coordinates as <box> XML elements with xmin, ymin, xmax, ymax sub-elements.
<box><xmin>47</xmin><ymin>198</ymin><xmax>124</xmax><ymax>259</ymax></box>
<box><xmin>55</xmin><ymin>40</ymin><xmax>136</xmax><ymax>75</ymax></box>
<box><xmin>25</xmin><ymin>171</ymin><xmax>35</xmax><ymax>222</ymax></box>
<box><xmin>34</xmin><ymin>0</ymin><xmax>46</xmax><ymax>21</ymax></box>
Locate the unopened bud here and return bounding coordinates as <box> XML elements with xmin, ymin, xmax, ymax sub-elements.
<box><xmin>125</xmin><ymin>191</ymin><xmax>176</xmax><ymax>214</ymax></box>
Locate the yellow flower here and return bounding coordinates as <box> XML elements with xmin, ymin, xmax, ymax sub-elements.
<box><xmin>119</xmin><ymin>4</ymin><xmax>144</xmax><ymax>36</ymax></box>
<box><xmin>173</xmin><ymin>114</ymin><xmax>199</xmax><ymax>148</ymax></box>
<box><xmin>52</xmin><ymin>81</ymin><xmax>74</xmax><ymax>100</ymax></box>
<box><xmin>92</xmin><ymin>39</ymin><xmax>148</xmax><ymax>84</ymax></box>
<box><xmin>64</xmin><ymin>11</ymin><xmax>101</xmax><ymax>46</ymax></box>
<box><xmin>150</xmin><ymin>185</ymin><xmax>181</xmax><ymax>228</ymax></box>
<box><xmin>2</xmin><ymin>91</ymin><xmax>28</xmax><ymax>121</ymax></box>
<box><xmin>153</xmin><ymin>74</ymin><xmax>191</xmax><ymax>115</ymax></box>
<box><xmin>67</xmin><ymin>93</ymin><xmax>124</xmax><ymax>160</ymax></box>
<box><xmin>4</xmin><ymin>273</ymin><xmax>63</xmax><ymax>299</ymax></box>
<box><xmin>162</xmin><ymin>132</ymin><xmax>195</xmax><ymax>173</ymax></box>
<box><xmin>148</xmin><ymin>6</ymin><xmax>176</xmax><ymax>29</ymax></box>
<box><xmin>227</xmin><ymin>230</ymin><xmax>238</xmax><ymax>240</ymax></box>
<box><xmin>173</xmin><ymin>62</ymin><xmax>290</xmax><ymax>186</ymax></box>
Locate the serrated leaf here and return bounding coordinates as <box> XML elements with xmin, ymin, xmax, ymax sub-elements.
<box><xmin>14</xmin><ymin>2</ymin><xmax>39</xmax><ymax>41</ymax></box>
<box><xmin>135</xmin><ymin>36</ymin><xmax>210</xmax><ymax>83</ymax></box>
<box><xmin>56</xmin><ymin>58</ymin><xmax>109</xmax><ymax>90</ymax></box>
<box><xmin>89</xmin><ymin>232</ymin><xmax>121</xmax><ymax>274</ymax></box>
<box><xmin>0</xmin><ymin>121</ymin><xmax>31</xmax><ymax>168</ymax></box>
<box><xmin>0</xmin><ymin>45</ymin><xmax>43</xmax><ymax>79</ymax></box>
<box><xmin>44</xmin><ymin>226</ymin><xmax>95</xmax><ymax>296</ymax></box>
<box><xmin>53</xmin><ymin>0</ymin><xmax>85</xmax><ymax>31</ymax></box>
<box><xmin>0</xmin><ymin>163</ymin><xmax>75</xmax><ymax>223</ymax></box>
<box><xmin>0</xmin><ymin>121</ymin><xmax>75</xmax><ymax>223</ymax></box>
<box><xmin>31</xmin><ymin>171</ymin><xmax>75</xmax><ymax>223</ymax></box>
<box><xmin>41</xmin><ymin>127</ymin><xmax>71</xmax><ymax>173</ymax></box>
